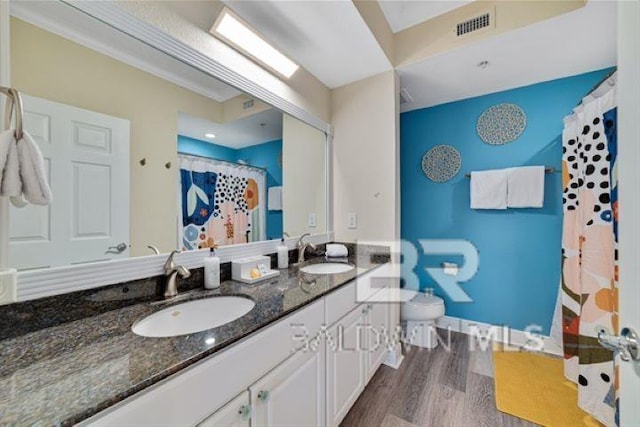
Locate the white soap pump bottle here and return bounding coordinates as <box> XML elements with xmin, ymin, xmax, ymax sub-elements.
<box><xmin>204</xmin><ymin>247</ymin><xmax>220</xmax><ymax>289</ymax></box>
<box><xmin>277</xmin><ymin>237</ymin><xmax>289</xmax><ymax>269</ymax></box>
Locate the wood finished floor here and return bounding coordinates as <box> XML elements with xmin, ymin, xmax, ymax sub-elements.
<box><xmin>340</xmin><ymin>330</ymin><xmax>538</xmax><ymax>427</ymax></box>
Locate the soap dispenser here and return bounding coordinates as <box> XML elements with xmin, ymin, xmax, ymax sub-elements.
<box><xmin>277</xmin><ymin>237</ymin><xmax>289</xmax><ymax>269</ymax></box>
<box><xmin>204</xmin><ymin>247</ymin><xmax>220</xmax><ymax>289</ymax></box>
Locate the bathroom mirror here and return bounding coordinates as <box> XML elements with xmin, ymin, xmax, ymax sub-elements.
<box><xmin>5</xmin><ymin>1</ymin><xmax>327</xmax><ymax>271</ymax></box>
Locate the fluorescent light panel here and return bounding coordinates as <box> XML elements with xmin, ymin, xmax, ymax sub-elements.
<box><xmin>211</xmin><ymin>8</ymin><xmax>299</xmax><ymax>79</ymax></box>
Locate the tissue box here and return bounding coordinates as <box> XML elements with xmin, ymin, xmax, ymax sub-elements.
<box><xmin>232</xmin><ymin>256</ymin><xmax>280</xmax><ymax>284</ymax></box>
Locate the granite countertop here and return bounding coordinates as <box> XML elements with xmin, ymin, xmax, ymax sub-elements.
<box><xmin>0</xmin><ymin>244</ymin><xmax>390</xmax><ymax>426</ymax></box>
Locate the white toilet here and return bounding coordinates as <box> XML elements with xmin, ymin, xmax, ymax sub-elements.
<box><xmin>401</xmin><ymin>289</ymin><xmax>445</xmax><ymax>349</ymax></box>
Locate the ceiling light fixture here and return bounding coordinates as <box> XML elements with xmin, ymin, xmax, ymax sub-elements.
<box><xmin>211</xmin><ymin>8</ymin><xmax>299</xmax><ymax>79</ymax></box>
<box><xmin>204</xmin><ymin>133</ymin><xmax>216</xmax><ymax>139</ymax></box>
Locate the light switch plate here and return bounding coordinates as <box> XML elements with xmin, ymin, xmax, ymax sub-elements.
<box><xmin>348</xmin><ymin>212</ymin><xmax>357</xmax><ymax>229</ymax></box>
<box><xmin>308</xmin><ymin>213</ymin><xmax>317</xmax><ymax>227</ymax></box>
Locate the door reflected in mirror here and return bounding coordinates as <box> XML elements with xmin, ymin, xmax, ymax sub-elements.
<box><xmin>6</xmin><ymin>1</ymin><xmax>327</xmax><ymax>271</ymax></box>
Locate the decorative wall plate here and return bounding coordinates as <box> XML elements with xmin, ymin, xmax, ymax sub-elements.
<box><xmin>421</xmin><ymin>145</ymin><xmax>461</xmax><ymax>183</ymax></box>
<box><xmin>477</xmin><ymin>103</ymin><xmax>526</xmax><ymax>145</ymax></box>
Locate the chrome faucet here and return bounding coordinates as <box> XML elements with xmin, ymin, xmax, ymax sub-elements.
<box><xmin>164</xmin><ymin>250</ymin><xmax>191</xmax><ymax>298</ymax></box>
<box><xmin>297</xmin><ymin>233</ymin><xmax>317</xmax><ymax>264</ymax></box>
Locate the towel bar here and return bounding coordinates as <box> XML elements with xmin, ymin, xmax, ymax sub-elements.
<box><xmin>464</xmin><ymin>166</ymin><xmax>556</xmax><ymax>178</ymax></box>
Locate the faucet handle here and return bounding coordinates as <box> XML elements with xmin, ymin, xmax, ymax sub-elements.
<box><xmin>164</xmin><ymin>250</ymin><xmax>180</xmax><ymax>271</ymax></box>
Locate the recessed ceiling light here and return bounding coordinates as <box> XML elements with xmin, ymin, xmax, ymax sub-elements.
<box><xmin>204</xmin><ymin>133</ymin><xmax>216</xmax><ymax>139</ymax></box>
<box><xmin>211</xmin><ymin>7</ymin><xmax>299</xmax><ymax>79</ymax></box>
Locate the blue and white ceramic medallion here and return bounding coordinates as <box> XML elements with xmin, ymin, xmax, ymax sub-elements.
<box><xmin>421</xmin><ymin>145</ymin><xmax>461</xmax><ymax>183</ymax></box>
<box><xmin>477</xmin><ymin>103</ymin><xmax>526</xmax><ymax>145</ymax></box>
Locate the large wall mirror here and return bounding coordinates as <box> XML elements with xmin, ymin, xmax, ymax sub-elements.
<box><xmin>6</xmin><ymin>1</ymin><xmax>327</xmax><ymax>271</ymax></box>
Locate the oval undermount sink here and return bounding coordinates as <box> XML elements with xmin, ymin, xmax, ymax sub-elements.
<box><xmin>132</xmin><ymin>296</ymin><xmax>255</xmax><ymax>338</ymax></box>
<box><xmin>299</xmin><ymin>263</ymin><xmax>355</xmax><ymax>275</ymax></box>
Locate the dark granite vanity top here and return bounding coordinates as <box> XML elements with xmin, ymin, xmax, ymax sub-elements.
<box><xmin>0</xmin><ymin>244</ymin><xmax>390</xmax><ymax>426</ymax></box>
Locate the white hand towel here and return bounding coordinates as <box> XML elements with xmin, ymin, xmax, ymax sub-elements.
<box><xmin>326</xmin><ymin>243</ymin><xmax>348</xmax><ymax>258</ymax></box>
<box><xmin>13</xmin><ymin>131</ymin><xmax>52</xmax><ymax>207</ymax></box>
<box><xmin>507</xmin><ymin>166</ymin><xmax>545</xmax><ymax>208</ymax></box>
<box><xmin>268</xmin><ymin>186</ymin><xmax>282</xmax><ymax>211</ymax></box>
<box><xmin>0</xmin><ymin>129</ymin><xmax>22</xmax><ymax>199</ymax></box>
<box><xmin>470</xmin><ymin>169</ymin><xmax>508</xmax><ymax>209</ymax></box>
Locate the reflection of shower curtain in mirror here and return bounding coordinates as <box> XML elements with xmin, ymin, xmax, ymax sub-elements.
<box><xmin>178</xmin><ymin>154</ymin><xmax>266</xmax><ymax>249</ymax></box>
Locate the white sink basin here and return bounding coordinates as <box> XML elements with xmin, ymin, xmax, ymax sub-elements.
<box><xmin>299</xmin><ymin>263</ymin><xmax>355</xmax><ymax>275</ymax></box>
<box><xmin>132</xmin><ymin>296</ymin><xmax>255</xmax><ymax>338</ymax></box>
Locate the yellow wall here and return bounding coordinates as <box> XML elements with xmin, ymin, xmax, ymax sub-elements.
<box><xmin>395</xmin><ymin>0</ymin><xmax>586</xmax><ymax>67</ymax></box>
<box><xmin>331</xmin><ymin>70</ymin><xmax>399</xmax><ymax>243</ymax></box>
<box><xmin>10</xmin><ymin>18</ymin><xmax>225</xmax><ymax>256</ymax></box>
<box><xmin>117</xmin><ymin>1</ymin><xmax>331</xmax><ymax>123</ymax></box>
<box><xmin>282</xmin><ymin>114</ymin><xmax>326</xmax><ymax>236</ymax></box>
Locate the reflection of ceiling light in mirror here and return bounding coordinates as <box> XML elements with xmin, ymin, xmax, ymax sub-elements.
<box><xmin>204</xmin><ymin>133</ymin><xmax>216</xmax><ymax>139</ymax></box>
<box><xmin>205</xmin><ymin>337</ymin><xmax>216</xmax><ymax>345</ymax></box>
<box><xmin>211</xmin><ymin>8</ymin><xmax>299</xmax><ymax>79</ymax></box>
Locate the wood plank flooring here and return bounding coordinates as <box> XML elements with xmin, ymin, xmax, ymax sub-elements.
<box><xmin>340</xmin><ymin>330</ymin><xmax>538</xmax><ymax>427</ymax></box>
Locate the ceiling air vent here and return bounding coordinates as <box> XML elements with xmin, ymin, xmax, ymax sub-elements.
<box><xmin>243</xmin><ymin>99</ymin><xmax>254</xmax><ymax>110</ymax></box>
<box><xmin>400</xmin><ymin>88</ymin><xmax>413</xmax><ymax>105</ymax></box>
<box><xmin>456</xmin><ymin>13</ymin><xmax>491</xmax><ymax>37</ymax></box>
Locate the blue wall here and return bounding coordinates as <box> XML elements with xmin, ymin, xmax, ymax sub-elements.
<box><xmin>177</xmin><ymin>135</ymin><xmax>238</xmax><ymax>162</ymax></box>
<box><xmin>400</xmin><ymin>68</ymin><xmax>613</xmax><ymax>334</ymax></box>
<box><xmin>237</xmin><ymin>140</ymin><xmax>283</xmax><ymax>240</ymax></box>
<box><xmin>178</xmin><ymin>135</ymin><xmax>283</xmax><ymax>240</ymax></box>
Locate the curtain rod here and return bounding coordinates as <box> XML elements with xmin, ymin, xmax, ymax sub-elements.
<box><xmin>464</xmin><ymin>166</ymin><xmax>556</xmax><ymax>178</ymax></box>
<box><xmin>177</xmin><ymin>151</ymin><xmax>268</xmax><ymax>173</ymax></box>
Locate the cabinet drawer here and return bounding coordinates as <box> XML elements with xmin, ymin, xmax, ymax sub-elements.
<box><xmin>84</xmin><ymin>299</ymin><xmax>324</xmax><ymax>426</ymax></box>
<box><xmin>325</xmin><ymin>263</ymin><xmax>389</xmax><ymax>327</ymax></box>
<box><xmin>197</xmin><ymin>391</ymin><xmax>250</xmax><ymax>427</ymax></box>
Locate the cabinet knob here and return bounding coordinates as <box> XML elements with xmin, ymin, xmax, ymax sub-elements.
<box><xmin>362</xmin><ymin>305</ymin><xmax>371</xmax><ymax>315</ymax></box>
<box><xmin>257</xmin><ymin>390</ymin><xmax>270</xmax><ymax>402</ymax></box>
<box><xmin>238</xmin><ymin>405</ymin><xmax>251</xmax><ymax>420</ymax></box>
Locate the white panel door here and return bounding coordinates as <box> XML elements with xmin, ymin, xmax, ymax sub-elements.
<box><xmin>9</xmin><ymin>95</ymin><xmax>130</xmax><ymax>270</ymax></box>
<box><xmin>365</xmin><ymin>301</ymin><xmax>389</xmax><ymax>381</ymax></box>
<box><xmin>617</xmin><ymin>1</ymin><xmax>640</xmax><ymax>425</ymax></box>
<box><xmin>251</xmin><ymin>346</ymin><xmax>325</xmax><ymax>427</ymax></box>
<box><xmin>198</xmin><ymin>391</ymin><xmax>251</xmax><ymax>427</ymax></box>
<box><xmin>326</xmin><ymin>305</ymin><xmax>366</xmax><ymax>427</ymax></box>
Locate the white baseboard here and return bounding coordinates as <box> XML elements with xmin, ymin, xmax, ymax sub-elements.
<box><xmin>436</xmin><ymin>315</ymin><xmax>563</xmax><ymax>356</ymax></box>
<box><xmin>383</xmin><ymin>349</ymin><xmax>405</xmax><ymax>369</ymax></box>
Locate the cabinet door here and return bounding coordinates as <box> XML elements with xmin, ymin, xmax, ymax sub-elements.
<box><xmin>365</xmin><ymin>302</ymin><xmax>389</xmax><ymax>381</ymax></box>
<box><xmin>198</xmin><ymin>391</ymin><xmax>250</xmax><ymax>427</ymax></box>
<box><xmin>326</xmin><ymin>305</ymin><xmax>367</xmax><ymax>427</ymax></box>
<box><xmin>251</xmin><ymin>346</ymin><xmax>325</xmax><ymax>427</ymax></box>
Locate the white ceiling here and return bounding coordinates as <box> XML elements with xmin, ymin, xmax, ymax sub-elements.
<box><xmin>378</xmin><ymin>0</ymin><xmax>472</xmax><ymax>33</ymax></box>
<box><xmin>11</xmin><ymin>0</ymin><xmax>241</xmax><ymax>103</ymax></box>
<box><xmin>397</xmin><ymin>1</ymin><xmax>618</xmax><ymax>112</ymax></box>
<box><xmin>178</xmin><ymin>109</ymin><xmax>283</xmax><ymax>149</ymax></box>
<box><xmin>222</xmin><ymin>0</ymin><xmax>392</xmax><ymax>89</ymax></box>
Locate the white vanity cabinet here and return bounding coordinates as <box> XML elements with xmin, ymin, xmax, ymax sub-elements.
<box><xmin>251</xmin><ymin>346</ymin><xmax>325</xmax><ymax>427</ymax></box>
<box><xmin>365</xmin><ymin>301</ymin><xmax>389</xmax><ymax>381</ymax></box>
<box><xmin>325</xmin><ymin>304</ymin><xmax>367</xmax><ymax>427</ymax></box>
<box><xmin>198</xmin><ymin>392</ymin><xmax>251</xmax><ymax>427</ymax></box>
<box><xmin>84</xmin><ymin>264</ymin><xmax>394</xmax><ymax>427</ymax></box>
<box><xmin>324</xmin><ymin>300</ymin><xmax>390</xmax><ymax>427</ymax></box>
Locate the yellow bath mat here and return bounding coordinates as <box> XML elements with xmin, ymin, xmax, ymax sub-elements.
<box><xmin>493</xmin><ymin>350</ymin><xmax>603</xmax><ymax>427</ymax></box>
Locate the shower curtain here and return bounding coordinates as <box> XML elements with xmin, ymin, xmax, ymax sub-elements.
<box><xmin>560</xmin><ymin>77</ymin><xmax>618</xmax><ymax>427</ymax></box>
<box><xmin>178</xmin><ymin>154</ymin><xmax>266</xmax><ymax>250</ymax></box>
